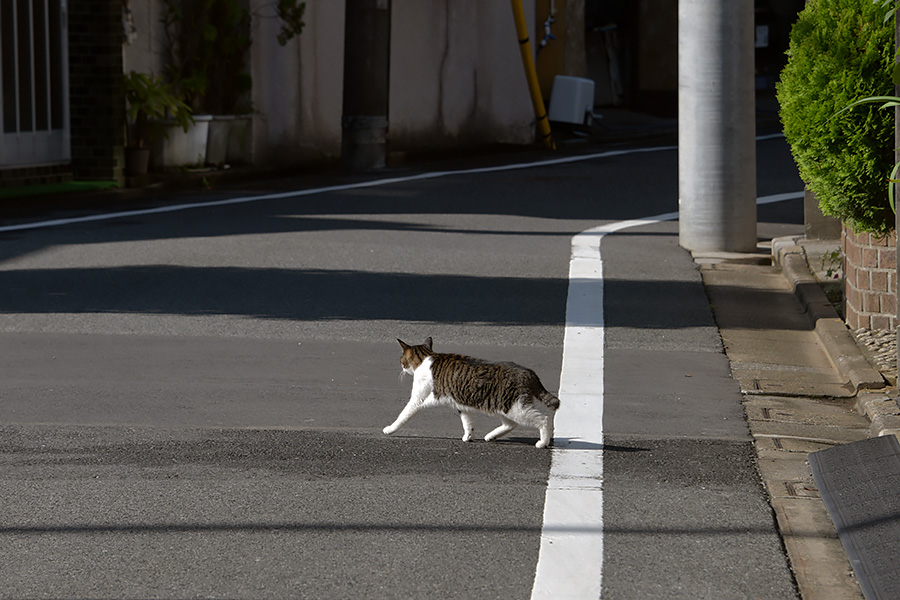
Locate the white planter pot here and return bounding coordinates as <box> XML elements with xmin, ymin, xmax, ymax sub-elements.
<box><xmin>206</xmin><ymin>115</ymin><xmax>253</xmax><ymax>166</ymax></box>
<box><xmin>206</xmin><ymin>116</ymin><xmax>233</xmax><ymax>166</ymax></box>
<box><xmin>151</xmin><ymin>114</ymin><xmax>212</xmax><ymax>168</ymax></box>
<box><xmin>225</xmin><ymin>116</ymin><xmax>252</xmax><ymax>165</ymax></box>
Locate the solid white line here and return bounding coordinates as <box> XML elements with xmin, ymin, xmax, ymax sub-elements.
<box><xmin>530</xmin><ymin>190</ymin><xmax>802</xmax><ymax>598</ymax></box>
<box><xmin>530</xmin><ymin>214</ymin><xmax>676</xmax><ymax>600</ymax></box>
<box><xmin>0</xmin><ymin>133</ymin><xmax>789</xmax><ymax>235</ymax></box>
<box><xmin>757</xmin><ymin>191</ymin><xmax>805</xmax><ymax>204</ymax></box>
<box><xmin>0</xmin><ymin>146</ymin><xmax>679</xmax><ymax>234</ymax></box>
<box><xmin>756</xmin><ymin>132</ymin><xmax>786</xmax><ymax>142</ymax></box>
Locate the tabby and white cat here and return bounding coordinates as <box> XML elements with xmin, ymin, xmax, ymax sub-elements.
<box><xmin>382</xmin><ymin>338</ymin><xmax>560</xmax><ymax>448</ymax></box>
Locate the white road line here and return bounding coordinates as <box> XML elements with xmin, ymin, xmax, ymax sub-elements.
<box><xmin>532</xmin><ymin>189</ymin><xmax>803</xmax><ymax>599</ymax></box>
<box><xmin>0</xmin><ymin>135</ymin><xmax>790</xmax><ymax>235</ymax></box>
<box><xmin>758</xmin><ymin>191</ymin><xmax>805</xmax><ymax>204</ymax></box>
<box><xmin>530</xmin><ymin>213</ymin><xmax>676</xmax><ymax>600</ymax></box>
<box><xmin>0</xmin><ymin>145</ymin><xmax>678</xmax><ymax>234</ymax></box>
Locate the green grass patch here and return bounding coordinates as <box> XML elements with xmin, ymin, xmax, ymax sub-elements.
<box><xmin>0</xmin><ymin>180</ymin><xmax>119</xmax><ymax>200</ymax></box>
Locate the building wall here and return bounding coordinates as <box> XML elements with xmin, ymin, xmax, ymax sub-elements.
<box><xmin>388</xmin><ymin>1</ymin><xmax>536</xmax><ymax>152</ymax></box>
<box><xmin>248</xmin><ymin>0</ymin><xmax>310</xmax><ymax>163</ymax></box>
<box><xmin>124</xmin><ymin>0</ymin><xmax>543</xmax><ymax>166</ymax></box>
<box><xmin>635</xmin><ymin>0</ymin><xmax>677</xmax><ymax>116</ymax></box>
<box><xmin>1</xmin><ymin>0</ymin><xmax>124</xmax><ymax>185</ymax></box>
<box><xmin>69</xmin><ymin>0</ymin><xmax>125</xmax><ymax>183</ymax></box>
<box><xmin>535</xmin><ymin>0</ymin><xmax>587</xmax><ymax>101</ymax></box>
<box><xmin>122</xmin><ymin>0</ymin><xmax>166</xmax><ymax>76</ymax></box>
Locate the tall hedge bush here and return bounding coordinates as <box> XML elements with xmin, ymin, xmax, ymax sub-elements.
<box><xmin>777</xmin><ymin>0</ymin><xmax>894</xmax><ymax>234</ymax></box>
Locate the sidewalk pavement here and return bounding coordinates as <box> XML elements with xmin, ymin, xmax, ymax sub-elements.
<box><xmin>697</xmin><ymin>235</ymin><xmax>900</xmax><ymax>600</ymax></box>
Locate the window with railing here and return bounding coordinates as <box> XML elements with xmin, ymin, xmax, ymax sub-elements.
<box><xmin>1</xmin><ymin>0</ymin><xmax>70</xmax><ymax>167</ymax></box>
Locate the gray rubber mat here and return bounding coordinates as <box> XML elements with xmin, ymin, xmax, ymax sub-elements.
<box><xmin>809</xmin><ymin>435</ymin><xmax>900</xmax><ymax>600</ymax></box>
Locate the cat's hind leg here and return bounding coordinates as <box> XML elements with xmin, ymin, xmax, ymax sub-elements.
<box><xmin>459</xmin><ymin>410</ymin><xmax>476</xmax><ymax>442</ymax></box>
<box><xmin>507</xmin><ymin>400</ymin><xmax>554</xmax><ymax>448</ymax></box>
<box><xmin>485</xmin><ymin>415</ymin><xmax>517</xmax><ymax>442</ymax></box>
<box><xmin>536</xmin><ymin>416</ymin><xmax>553</xmax><ymax>449</ymax></box>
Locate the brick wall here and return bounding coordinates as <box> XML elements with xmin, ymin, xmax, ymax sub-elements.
<box><xmin>67</xmin><ymin>0</ymin><xmax>125</xmax><ymax>184</ymax></box>
<box><xmin>842</xmin><ymin>224</ymin><xmax>898</xmax><ymax>330</ymax></box>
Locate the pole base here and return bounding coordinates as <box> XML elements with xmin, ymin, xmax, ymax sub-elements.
<box><xmin>342</xmin><ymin>115</ymin><xmax>389</xmax><ymax>172</ymax></box>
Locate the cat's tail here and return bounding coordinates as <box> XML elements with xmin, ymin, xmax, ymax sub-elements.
<box><xmin>538</xmin><ymin>390</ymin><xmax>560</xmax><ymax>411</ymax></box>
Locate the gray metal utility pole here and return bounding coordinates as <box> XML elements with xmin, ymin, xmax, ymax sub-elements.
<box><xmin>341</xmin><ymin>0</ymin><xmax>391</xmax><ymax>171</ymax></box>
<box><xmin>678</xmin><ymin>0</ymin><xmax>757</xmax><ymax>252</ymax></box>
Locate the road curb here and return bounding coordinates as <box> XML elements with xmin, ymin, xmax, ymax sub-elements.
<box><xmin>856</xmin><ymin>391</ymin><xmax>900</xmax><ymax>439</ymax></box>
<box><xmin>771</xmin><ymin>236</ymin><xmax>885</xmax><ymax>394</ymax></box>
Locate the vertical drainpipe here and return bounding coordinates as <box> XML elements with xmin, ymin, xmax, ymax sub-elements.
<box><xmin>341</xmin><ymin>0</ymin><xmax>391</xmax><ymax>171</ymax></box>
<box><xmin>510</xmin><ymin>0</ymin><xmax>555</xmax><ymax>149</ymax></box>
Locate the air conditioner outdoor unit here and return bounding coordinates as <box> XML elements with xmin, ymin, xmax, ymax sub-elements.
<box><xmin>548</xmin><ymin>76</ymin><xmax>596</xmax><ymax>126</ymax></box>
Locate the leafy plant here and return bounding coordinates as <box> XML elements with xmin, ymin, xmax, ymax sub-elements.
<box><xmin>162</xmin><ymin>0</ymin><xmax>252</xmax><ymax>114</ymax></box>
<box><xmin>276</xmin><ymin>0</ymin><xmax>307</xmax><ymax>46</ymax></box>
<box><xmin>821</xmin><ymin>248</ymin><xmax>844</xmax><ymax>279</ymax></box>
<box><xmin>123</xmin><ymin>71</ymin><xmax>193</xmax><ymax>148</ymax></box>
<box><xmin>777</xmin><ymin>0</ymin><xmax>895</xmax><ymax>234</ymax></box>
<box><xmin>835</xmin><ymin>2</ymin><xmax>900</xmax><ymax>213</ymax></box>
<box><xmin>839</xmin><ymin>95</ymin><xmax>900</xmax><ymax>212</ymax></box>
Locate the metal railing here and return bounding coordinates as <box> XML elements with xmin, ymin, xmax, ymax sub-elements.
<box><xmin>1</xmin><ymin>0</ymin><xmax>70</xmax><ymax>167</ymax></box>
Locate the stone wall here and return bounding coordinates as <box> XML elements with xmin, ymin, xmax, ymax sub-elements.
<box><xmin>842</xmin><ymin>224</ymin><xmax>897</xmax><ymax>330</ymax></box>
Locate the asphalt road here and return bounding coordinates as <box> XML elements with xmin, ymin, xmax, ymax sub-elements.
<box><xmin>1</xmin><ymin>137</ymin><xmax>804</xmax><ymax>598</ymax></box>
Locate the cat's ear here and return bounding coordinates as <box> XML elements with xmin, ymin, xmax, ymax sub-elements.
<box><xmin>424</xmin><ymin>337</ymin><xmax>433</xmax><ymax>351</ymax></box>
<box><xmin>397</xmin><ymin>338</ymin><xmax>410</xmax><ymax>350</ymax></box>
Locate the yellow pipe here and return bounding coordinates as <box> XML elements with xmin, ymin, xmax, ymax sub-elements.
<box><xmin>510</xmin><ymin>0</ymin><xmax>554</xmax><ymax>149</ymax></box>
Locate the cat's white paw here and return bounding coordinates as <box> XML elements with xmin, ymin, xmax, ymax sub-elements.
<box><xmin>461</xmin><ymin>432</ymin><xmax>473</xmax><ymax>442</ymax></box>
<box><xmin>383</xmin><ymin>425</ymin><xmax>396</xmax><ymax>435</ymax></box>
<box><xmin>535</xmin><ymin>439</ymin><xmax>549</xmax><ymax>449</ymax></box>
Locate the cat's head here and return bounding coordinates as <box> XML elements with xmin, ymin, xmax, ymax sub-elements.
<box><xmin>397</xmin><ymin>337</ymin><xmax>434</xmax><ymax>374</ymax></box>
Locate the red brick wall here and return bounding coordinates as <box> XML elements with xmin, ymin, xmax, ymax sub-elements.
<box><xmin>842</xmin><ymin>224</ymin><xmax>897</xmax><ymax>330</ymax></box>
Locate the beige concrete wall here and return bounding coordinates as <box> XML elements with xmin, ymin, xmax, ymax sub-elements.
<box><xmin>122</xmin><ymin>0</ymin><xmax>166</xmax><ymax>76</ymax></box>
<box><xmin>124</xmin><ymin>0</ymin><xmax>545</xmax><ymax>165</ymax></box>
<box><xmin>637</xmin><ymin>0</ymin><xmax>677</xmax><ymax>93</ymax></box>
<box><xmin>249</xmin><ymin>0</ymin><xmax>310</xmax><ymax>163</ymax></box>
<box><xmin>389</xmin><ymin>0</ymin><xmax>537</xmax><ymax>150</ymax></box>
<box><xmin>535</xmin><ymin>0</ymin><xmax>587</xmax><ymax>101</ymax></box>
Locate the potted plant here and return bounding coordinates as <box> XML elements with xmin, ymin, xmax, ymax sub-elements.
<box><xmin>123</xmin><ymin>71</ymin><xmax>193</xmax><ymax>176</ymax></box>
<box><xmin>159</xmin><ymin>0</ymin><xmax>307</xmax><ymax>167</ymax></box>
<box><xmin>162</xmin><ymin>0</ymin><xmax>252</xmax><ymax>166</ymax></box>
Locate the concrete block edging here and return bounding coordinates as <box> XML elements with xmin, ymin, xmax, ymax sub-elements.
<box><xmin>772</xmin><ymin>236</ymin><xmax>885</xmax><ymax>394</ymax></box>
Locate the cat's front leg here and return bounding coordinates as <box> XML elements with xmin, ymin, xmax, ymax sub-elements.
<box><xmin>384</xmin><ymin>367</ymin><xmax>433</xmax><ymax>436</ymax></box>
<box><xmin>383</xmin><ymin>392</ymin><xmax>429</xmax><ymax>435</ymax></box>
<box><xmin>383</xmin><ymin>400</ymin><xmax>417</xmax><ymax>435</ymax></box>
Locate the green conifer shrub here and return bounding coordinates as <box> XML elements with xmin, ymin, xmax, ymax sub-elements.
<box><xmin>777</xmin><ymin>0</ymin><xmax>894</xmax><ymax>234</ymax></box>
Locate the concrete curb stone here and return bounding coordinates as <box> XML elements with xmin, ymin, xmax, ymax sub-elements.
<box><xmin>771</xmin><ymin>236</ymin><xmax>886</xmax><ymax>394</ymax></box>
<box><xmin>856</xmin><ymin>391</ymin><xmax>900</xmax><ymax>439</ymax></box>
